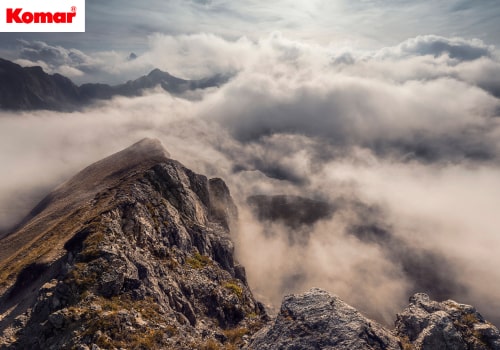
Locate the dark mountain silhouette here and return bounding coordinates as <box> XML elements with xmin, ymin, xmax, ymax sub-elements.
<box><xmin>0</xmin><ymin>58</ymin><xmax>80</xmax><ymax>111</ymax></box>
<box><xmin>0</xmin><ymin>58</ymin><xmax>230</xmax><ymax>111</ymax></box>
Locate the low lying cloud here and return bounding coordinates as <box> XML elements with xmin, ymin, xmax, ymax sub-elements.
<box><xmin>1</xmin><ymin>33</ymin><xmax>500</xmax><ymax>326</ymax></box>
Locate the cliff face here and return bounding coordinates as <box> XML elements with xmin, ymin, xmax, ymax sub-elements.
<box><xmin>0</xmin><ymin>138</ymin><xmax>266</xmax><ymax>349</ymax></box>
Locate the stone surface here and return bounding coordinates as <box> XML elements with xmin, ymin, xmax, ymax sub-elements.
<box><xmin>395</xmin><ymin>293</ymin><xmax>500</xmax><ymax>350</ymax></box>
<box><xmin>249</xmin><ymin>289</ymin><xmax>500</xmax><ymax>350</ymax></box>
<box><xmin>249</xmin><ymin>288</ymin><xmax>400</xmax><ymax>350</ymax></box>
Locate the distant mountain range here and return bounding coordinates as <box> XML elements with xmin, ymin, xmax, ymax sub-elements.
<box><xmin>0</xmin><ymin>58</ymin><xmax>230</xmax><ymax>111</ymax></box>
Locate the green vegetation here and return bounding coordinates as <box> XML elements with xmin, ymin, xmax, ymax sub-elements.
<box><xmin>77</xmin><ymin>295</ymin><xmax>168</xmax><ymax>349</ymax></box>
<box><xmin>453</xmin><ymin>312</ymin><xmax>489</xmax><ymax>347</ymax></box>
<box><xmin>222</xmin><ymin>280</ymin><xmax>243</xmax><ymax>299</ymax></box>
<box><xmin>186</xmin><ymin>252</ymin><xmax>212</xmax><ymax>269</ymax></box>
<box><xmin>223</xmin><ymin>327</ymin><xmax>249</xmax><ymax>344</ymax></box>
<box><xmin>201</xmin><ymin>339</ymin><xmax>221</xmax><ymax>350</ymax></box>
<box><xmin>461</xmin><ymin>313</ymin><xmax>480</xmax><ymax>326</ymax></box>
<box><xmin>66</xmin><ymin>262</ymin><xmax>98</xmax><ymax>289</ymax></box>
<box><xmin>399</xmin><ymin>336</ymin><xmax>414</xmax><ymax>350</ymax></box>
<box><xmin>79</xmin><ymin>231</ymin><xmax>105</xmax><ymax>261</ymax></box>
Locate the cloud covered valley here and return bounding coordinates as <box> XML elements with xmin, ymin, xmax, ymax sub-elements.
<box><xmin>1</xmin><ymin>33</ymin><xmax>500</xmax><ymax>326</ymax></box>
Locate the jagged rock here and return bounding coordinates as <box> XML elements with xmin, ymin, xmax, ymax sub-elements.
<box><xmin>0</xmin><ymin>138</ymin><xmax>266</xmax><ymax>349</ymax></box>
<box><xmin>47</xmin><ymin>310</ymin><xmax>65</xmax><ymax>329</ymax></box>
<box><xmin>395</xmin><ymin>293</ymin><xmax>500</xmax><ymax>350</ymax></box>
<box><xmin>249</xmin><ymin>288</ymin><xmax>400</xmax><ymax>350</ymax></box>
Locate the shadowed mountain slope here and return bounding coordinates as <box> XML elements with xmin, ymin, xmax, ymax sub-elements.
<box><xmin>0</xmin><ymin>58</ymin><xmax>229</xmax><ymax>111</ymax></box>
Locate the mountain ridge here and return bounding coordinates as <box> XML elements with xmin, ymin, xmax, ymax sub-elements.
<box><xmin>0</xmin><ymin>138</ymin><xmax>267</xmax><ymax>349</ymax></box>
<box><xmin>0</xmin><ymin>58</ymin><xmax>230</xmax><ymax>111</ymax></box>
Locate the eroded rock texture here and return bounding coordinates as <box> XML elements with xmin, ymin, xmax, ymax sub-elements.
<box><xmin>395</xmin><ymin>293</ymin><xmax>500</xmax><ymax>350</ymax></box>
<box><xmin>249</xmin><ymin>288</ymin><xmax>400</xmax><ymax>350</ymax></box>
<box><xmin>0</xmin><ymin>138</ymin><xmax>266</xmax><ymax>349</ymax></box>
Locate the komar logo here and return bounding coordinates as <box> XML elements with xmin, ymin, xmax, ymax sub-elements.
<box><xmin>0</xmin><ymin>0</ymin><xmax>85</xmax><ymax>32</ymax></box>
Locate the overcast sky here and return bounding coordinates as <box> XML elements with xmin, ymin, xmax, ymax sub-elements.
<box><xmin>1</xmin><ymin>0</ymin><xmax>499</xmax><ymax>85</ymax></box>
<box><xmin>1</xmin><ymin>0</ymin><xmax>499</xmax><ymax>55</ymax></box>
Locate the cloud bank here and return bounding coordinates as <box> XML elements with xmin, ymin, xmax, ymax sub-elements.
<box><xmin>1</xmin><ymin>33</ymin><xmax>500</xmax><ymax>326</ymax></box>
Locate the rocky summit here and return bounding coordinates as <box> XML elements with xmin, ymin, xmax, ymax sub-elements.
<box><xmin>0</xmin><ymin>138</ymin><xmax>499</xmax><ymax>350</ymax></box>
<box><xmin>249</xmin><ymin>288</ymin><xmax>400</xmax><ymax>350</ymax></box>
<box><xmin>0</xmin><ymin>138</ymin><xmax>266</xmax><ymax>349</ymax></box>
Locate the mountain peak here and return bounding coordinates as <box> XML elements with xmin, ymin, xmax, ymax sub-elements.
<box><xmin>147</xmin><ymin>68</ymin><xmax>173</xmax><ymax>80</ymax></box>
<box><xmin>117</xmin><ymin>137</ymin><xmax>170</xmax><ymax>160</ymax></box>
<box><xmin>0</xmin><ymin>139</ymin><xmax>171</xmax><ymax>269</ymax></box>
<box><xmin>0</xmin><ymin>140</ymin><xmax>265</xmax><ymax>349</ymax></box>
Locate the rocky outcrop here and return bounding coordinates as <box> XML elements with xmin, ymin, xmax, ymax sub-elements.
<box><xmin>248</xmin><ymin>289</ymin><xmax>500</xmax><ymax>350</ymax></box>
<box><xmin>0</xmin><ymin>138</ymin><xmax>266</xmax><ymax>349</ymax></box>
<box><xmin>249</xmin><ymin>288</ymin><xmax>400</xmax><ymax>350</ymax></box>
<box><xmin>395</xmin><ymin>293</ymin><xmax>500</xmax><ymax>350</ymax></box>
